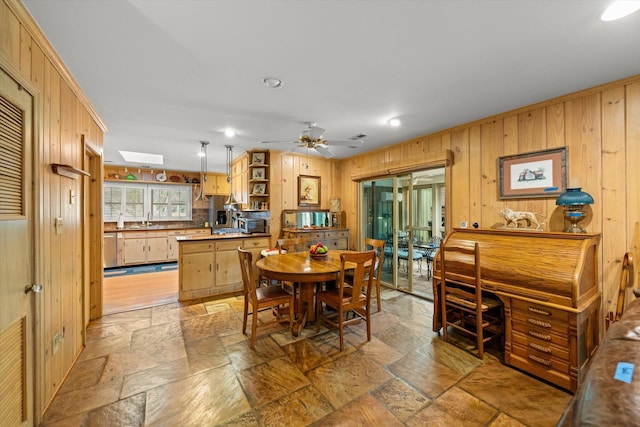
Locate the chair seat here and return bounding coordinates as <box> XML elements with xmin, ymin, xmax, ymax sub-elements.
<box><xmin>317</xmin><ymin>287</ymin><xmax>366</xmax><ymax>307</ymax></box>
<box><xmin>397</xmin><ymin>250</ymin><xmax>423</xmax><ymax>260</ymax></box>
<box><xmin>256</xmin><ymin>284</ymin><xmax>293</xmax><ymax>303</ymax></box>
<box><xmin>445</xmin><ymin>293</ymin><xmax>502</xmax><ymax>311</ymax></box>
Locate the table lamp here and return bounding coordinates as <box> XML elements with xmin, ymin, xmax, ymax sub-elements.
<box><xmin>555</xmin><ymin>188</ymin><xmax>594</xmax><ymax>233</ymax></box>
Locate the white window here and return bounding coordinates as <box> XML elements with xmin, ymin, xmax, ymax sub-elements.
<box><xmin>104</xmin><ymin>182</ymin><xmax>192</xmax><ymax>222</ymax></box>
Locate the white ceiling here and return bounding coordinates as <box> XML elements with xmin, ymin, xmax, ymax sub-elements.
<box><xmin>22</xmin><ymin>0</ymin><xmax>640</xmax><ymax>174</ymax></box>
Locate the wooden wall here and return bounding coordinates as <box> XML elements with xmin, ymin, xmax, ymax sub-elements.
<box><xmin>1</xmin><ymin>0</ymin><xmax>106</xmax><ymax>420</ymax></box>
<box><xmin>339</xmin><ymin>75</ymin><xmax>640</xmax><ymax>319</ymax></box>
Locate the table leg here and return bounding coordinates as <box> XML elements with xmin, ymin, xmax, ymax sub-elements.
<box><xmin>292</xmin><ymin>282</ymin><xmax>318</xmax><ymax>337</ymax></box>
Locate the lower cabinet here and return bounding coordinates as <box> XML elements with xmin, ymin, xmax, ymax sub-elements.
<box><xmin>178</xmin><ymin>236</ymin><xmax>269</xmax><ymax>301</ymax></box>
<box><xmin>123</xmin><ymin>231</ymin><xmax>168</xmax><ymax>265</ymax></box>
<box><xmin>168</xmin><ymin>229</ymin><xmax>210</xmax><ymax>260</ymax></box>
<box><xmin>282</xmin><ymin>228</ymin><xmax>349</xmax><ymax>250</ymax></box>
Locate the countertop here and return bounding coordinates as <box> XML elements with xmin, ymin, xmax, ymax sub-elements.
<box><xmin>105</xmin><ymin>225</ymin><xmax>209</xmax><ymax>232</ymax></box>
<box><xmin>176</xmin><ymin>233</ymin><xmax>271</xmax><ymax>241</ymax></box>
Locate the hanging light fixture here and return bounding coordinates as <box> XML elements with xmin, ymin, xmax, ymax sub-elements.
<box><xmin>224</xmin><ymin>145</ymin><xmax>240</xmax><ymax>211</ymax></box>
<box><xmin>194</xmin><ymin>141</ymin><xmax>209</xmax><ymax>202</ymax></box>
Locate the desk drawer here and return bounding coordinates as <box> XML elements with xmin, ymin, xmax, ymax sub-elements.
<box><xmin>511</xmin><ymin>299</ymin><xmax>569</xmax><ymax>323</ymax></box>
<box><xmin>511</xmin><ymin>318</ymin><xmax>569</xmax><ymax>349</ymax></box>
<box><xmin>512</xmin><ymin>330</ymin><xmax>569</xmax><ymax>362</ymax></box>
<box><xmin>512</xmin><ymin>309</ymin><xmax>568</xmax><ymax>337</ymax></box>
<box><xmin>511</xmin><ymin>342</ymin><xmax>570</xmax><ymax>375</ymax></box>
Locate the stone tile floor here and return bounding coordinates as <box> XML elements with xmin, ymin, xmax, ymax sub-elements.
<box><xmin>42</xmin><ymin>288</ymin><xmax>572</xmax><ymax>426</ymax></box>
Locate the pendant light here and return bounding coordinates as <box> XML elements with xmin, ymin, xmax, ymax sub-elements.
<box><xmin>223</xmin><ymin>145</ymin><xmax>240</xmax><ymax>211</ymax></box>
<box><xmin>194</xmin><ymin>141</ymin><xmax>209</xmax><ymax>202</ymax></box>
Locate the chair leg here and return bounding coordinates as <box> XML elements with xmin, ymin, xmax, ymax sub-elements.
<box><xmin>251</xmin><ymin>304</ymin><xmax>258</xmax><ymax>349</ymax></box>
<box><xmin>376</xmin><ymin>281</ymin><xmax>382</xmax><ymax>312</ymax></box>
<box><xmin>366</xmin><ymin>306</ymin><xmax>371</xmax><ymax>342</ymax></box>
<box><xmin>242</xmin><ymin>297</ymin><xmax>248</xmax><ymax>335</ymax></box>
<box><xmin>440</xmin><ymin>281</ymin><xmax>448</xmax><ymax>343</ymax></box>
<box><xmin>338</xmin><ymin>307</ymin><xmax>344</xmax><ymax>351</ymax></box>
<box><xmin>315</xmin><ymin>297</ymin><xmax>322</xmax><ymax>332</ymax></box>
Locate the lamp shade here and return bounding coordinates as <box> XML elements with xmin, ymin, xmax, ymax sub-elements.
<box><xmin>555</xmin><ymin>188</ymin><xmax>594</xmax><ymax>206</ymax></box>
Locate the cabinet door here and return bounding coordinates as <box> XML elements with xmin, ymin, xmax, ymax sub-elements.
<box><xmin>124</xmin><ymin>238</ymin><xmax>146</xmax><ymax>264</ymax></box>
<box><xmin>147</xmin><ymin>236</ymin><xmax>168</xmax><ymax>262</ymax></box>
<box><xmin>180</xmin><ymin>252</ymin><xmax>215</xmax><ymax>292</ymax></box>
<box><xmin>216</xmin><ymin>175</ymin><xmax>230</xmax><ymax>195</ymax></box>
<box><xmin>203</xmin><ymin>174</ymin><xmax>217</xmax><ymax>195</ymax></box>
<box><xmin>167</xmin><ymin>235</ymin><xmax>179</xmax><ymax>260</ymax></box>
<box><xmin>215</xmin><ymin>250</ymin><xmax>242</xmax><ymax>288</ymax></box>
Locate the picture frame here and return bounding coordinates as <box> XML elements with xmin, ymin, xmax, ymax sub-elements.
<box><xmin>251</xmin><ymin>152</ymin><xmax>265</xmax><ymax>165</ymax></box>
<box><xmin>298</xmin><ymin>175</ymin><xmax>320</xmax><ymax>207</ymax></box>
<box><xmin>252</xmin><ymin>183</ymin><xmax>266</xmax><ymax>195</ymax></box>
<box><xmin>251</xmin><ymin>167</ymin><xmax>266</xmax><ymax>180</ymax></box>
<box><xmin>498</xmin><ymin>147</ymin><xmax>567</xmax><ymax>199</ymax></box>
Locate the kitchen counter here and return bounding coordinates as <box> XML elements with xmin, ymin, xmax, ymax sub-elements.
<box><xmin>176</xmin><ymin>232</ymin><xmax>270</xmax><ymax>241</ymax></box>
<box><xmin>106</xmin><ymin>224</ymin><xmax>210</xmax><ymax>232</ymax></box>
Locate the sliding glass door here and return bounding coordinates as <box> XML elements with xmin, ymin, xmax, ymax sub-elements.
<box><xmin>360</xmin><ymin>168</ymin><xmax>445</xmax><ymax>298</ymax></box>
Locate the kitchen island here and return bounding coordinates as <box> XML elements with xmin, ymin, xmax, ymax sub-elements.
<box><xmin>176</xmin><ymin>232</ymin><xmax>270</xmax><ymax>301</ymax></box>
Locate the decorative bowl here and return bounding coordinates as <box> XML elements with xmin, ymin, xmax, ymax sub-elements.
<box><xmin>310</xmin><ymin>252</ymin><xmax>328</xmax><ymax>260</ymax></box>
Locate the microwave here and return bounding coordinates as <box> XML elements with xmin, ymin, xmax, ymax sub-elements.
<box><xmin>238</xmin><ymin>218</ymin><xmax>266</xmax><ymax>234</ymax></box>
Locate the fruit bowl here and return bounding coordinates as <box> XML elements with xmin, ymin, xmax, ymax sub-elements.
<box><xmin>310</xmin><ymin>252</ymin><xmax>328</xmax><ymax>260</ymax></box>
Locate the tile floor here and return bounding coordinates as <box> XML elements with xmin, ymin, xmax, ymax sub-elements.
<box><xmin>42</xmin><ymin>288</ymin><xmax>572</xmax><ymax>426</ymax></box>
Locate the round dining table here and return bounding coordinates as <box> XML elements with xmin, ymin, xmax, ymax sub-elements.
<box><xmin>256</xmin><ymin>250</ymin><xmax>354</xmax><ymax>336</ymax></box>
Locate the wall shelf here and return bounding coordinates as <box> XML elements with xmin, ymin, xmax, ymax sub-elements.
<box><xmin>51</xmin><ymin>163</ymin><xmax>90</xmax><ymax>179</ymax></box>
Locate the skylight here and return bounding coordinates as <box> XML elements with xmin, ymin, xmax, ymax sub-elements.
<box><xmin>118</xmin><ymin>150</ymin><xmax>164</xmax><ymax>165</ymax></box>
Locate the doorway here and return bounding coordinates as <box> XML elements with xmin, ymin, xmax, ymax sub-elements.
<box><xmin>360</xmin><ymin>168</ymin><xmax>445</xmax><ymax>298</ymax></box>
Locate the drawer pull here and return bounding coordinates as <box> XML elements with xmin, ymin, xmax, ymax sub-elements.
<box><xmin>528</xmin><ymin>342</ymin><xmax>552</xmax><ymax>354</ymax></box>
<box><xmin>527</xmin><ymin>318</ymin><xmax>551</xmax><ymax>328</ymax></box>
<box><xmin>528</xmin><ymin>354</ymin><xmax>552</xmax><ymax>367</ymax></box>
<box><xmin>528</xmin><ymin>306</ymin><xmax>552</xmax><ymax>316</ymax></box>
<box><xmin>528</xmin><ymin>330</ymin><xmax>552</xmax><ymax>341</ymax></box>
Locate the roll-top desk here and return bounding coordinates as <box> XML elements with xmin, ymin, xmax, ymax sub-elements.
<box><xmin>432</xmin><ymin>228</ymin><xmax>601</xmax><ymax>392</ymax></box>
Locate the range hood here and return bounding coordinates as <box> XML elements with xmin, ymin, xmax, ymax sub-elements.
<box><xmin>223</xmin><ymin>145</ymin><xmax>240</xmax><ymax>211</ymax></box>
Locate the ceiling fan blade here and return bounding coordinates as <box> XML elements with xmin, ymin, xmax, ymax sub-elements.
<box><xmin>261</xmin><ymin>140</ymin><xmax>296</xmax><ymax>144</ymax></box>
<box><xmin>326</xmin><ymin>139</ymin><xmax>364</xmax><ymax>146</ymax></box>
<box><xmin>309</xmin><ymin>126</ymin><xmax>325</xmax><ymax>140</ymax></box>
<box><xmin>314</xmin><ymin>144</ymin><xmax>335</xmax><ymax>158</ymax></box>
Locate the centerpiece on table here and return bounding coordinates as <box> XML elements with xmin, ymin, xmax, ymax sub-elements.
<box><xmin>309</xmin><ymin>242</ymin><xmax>328</xmax><ymax>259</ymax></box>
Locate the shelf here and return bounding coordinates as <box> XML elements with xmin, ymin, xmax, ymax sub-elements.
<box><xmin>249</xmin><ymin>193</ymin><xmax>269</xmax><ymax>197</ymax></box>
<box><xmin>51</xmin><ymin>163</ymin><xmax>90</xmax><ymax>179</ymax></box>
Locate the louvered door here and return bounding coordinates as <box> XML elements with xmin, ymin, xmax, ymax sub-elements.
<box><xmin>0</xmin><ymin>66</ymin><xmax>35</xmax><ymax>427</ymax></box>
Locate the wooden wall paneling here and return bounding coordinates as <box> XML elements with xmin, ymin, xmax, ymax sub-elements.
<box><xmin>626</xmin><ymin>82</ymin><xmax>640</xmax><ymax>298</ymax></box>
<box><xmin>0</xmin><ymin>1</ymin><xmax>20</xmax><ymax>63</ymax></box>
<box><xmin>502</xmin><ymin>115</ymin><xmax>521</xmax><ymax>214</ymax></box>
<box><xmin>480</xmin><ymin>120</ymin><xmax>503</xmax><ymax>227</ymax></box>
<box><xmin>545</xmin><ymin>102</ymin><xmax>566</xmax><ymax>231</ymax></box>
<box><xmin>280</xmin><ymin>153</ymin><xmax>295</xmax><ymax>211</ymax></box>
<box><xmin>19</xmin><ymin>25</ymin><xmax>30</xmax><ymax>75</ymax></box>
<box><xmin>517</xmin><ymin>108</ymin><xmax>547</xmax><ymax>217</ymax></box>
<box><xmin>269</xmin><ymin>151</ymin><xmax>282</xmax><ymax>243</ymax></box>
<box><xmin>450</xmin><ymin>129</ymin><xmax>470</xmax><ymax>230</ymax></box>
<box><xmin>468</xmin><ymin>126</ymin><xmax>482</xmax><ymax>228</ymax></box>
<box><xmin>600</xmin><ymin>86</ymin><xmax>627</xmax><ymax>315</ymax></box>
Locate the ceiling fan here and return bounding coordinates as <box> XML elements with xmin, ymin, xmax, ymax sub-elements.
<box><xmin>261</xmin><ymin>122</ymin><xmax>364</xmax><ymax>158</ymax></box>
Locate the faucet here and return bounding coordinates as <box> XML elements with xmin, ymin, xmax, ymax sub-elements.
<box><xmin>146</xmin><ymin>212</ymin><xmax>152</xmax><ymax>226</ymax></box>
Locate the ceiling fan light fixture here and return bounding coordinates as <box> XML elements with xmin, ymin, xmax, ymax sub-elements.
<box><xmin>261</xmin><ymin>77</ymin><xmax>283</xmax><ymax>88</ymax></box>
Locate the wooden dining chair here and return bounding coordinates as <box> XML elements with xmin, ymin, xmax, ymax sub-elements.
<box><xmin>238</xmin><ymin>247</ymin><xmax>294</xmax><ymax>349</ymax></box>
<box><xmin>316</xmin><ymin>250</ymin><xmax>376</xmax><ymax>351</ymax></box>
<box><xmin>364</xmin><ymin>238</ymin><xmax>385</xmax><ymax>312</ymax></box>
<box><xmin>439</xmin><ymin>242</ymin><xmax>503</xmax><ymax>359</ymax></box>
<box><xmin>276</xmin><ymin>237</ymin><xmax>307</xmax><ymax>301</ymax></box>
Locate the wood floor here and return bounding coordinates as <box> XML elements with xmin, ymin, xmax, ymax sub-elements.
<box><xmin>103</xmin><ymin>270</ymin><xmax>178</xmax><ymax>315</ymax></box>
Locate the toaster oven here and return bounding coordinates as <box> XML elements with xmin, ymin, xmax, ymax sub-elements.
<box><xmin>238</xmin><ymin>218</ymin><xmax>266</xmax><ymax>234</ymax></box>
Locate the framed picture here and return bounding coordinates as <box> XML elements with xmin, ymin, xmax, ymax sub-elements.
<box><xmin>251</xmin><ymin>167</ymin><xmax>266</xmax><ymax>180</ymax></box>
<box><xmin>498</xmin><ymin>147</ymin><xmax>567</xmax><ymax>199</ymax></box>
<box><xmin>252</xmin><ymin>183</ymin><xmax>266</xmax><ymax>195</ymax></box>
<box><xmin>251</xmin><ymin>152</ymin><xmax>265</xmax><ymax>165</ymax></box>
<box><xmin>298</xmin><ymin>175</ymin><xmax>320</xmax><ymax>206</ymax></box>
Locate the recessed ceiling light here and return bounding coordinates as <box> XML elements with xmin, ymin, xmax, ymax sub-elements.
<box><xmin>118</xmin><ymin>150</ymin><xmax>164</xmax><ymax>165</ymax></box>
<box><xmin>261</xmin><ymin>77</ymin><xmax>283</xmax><ymax>88</ymax></box>
<box><xmin>388</xmin><ymin>117</ymin><xmax>402</xmax><ymax>127</ymax></box>
<box><xmin>601</xmin><ymin>1</ymin><xmax>640</xmax><ymax>21</ymax></box>
<box><xmin>224</xmin><ymin>129</ymin><xmax>237</xmax><ymax>137</ymax></box>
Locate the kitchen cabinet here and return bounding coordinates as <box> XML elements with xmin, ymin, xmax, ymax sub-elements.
<box><xmin>168</xmin><ymin>228</ymin><xmax>210</xmax><ymax>260</ymax></box>
<box><xmin>203</xmin><ymin>173</ymin><xmax>230</xmax><ymax>195</ymax></box>
<box><xmin>178</xmin><ymin>235</ymin><xmax>269</xmax><ymax>301</ymax></box>
<box><xmin>179</xmin><ymin>241</ymin><xmax>215</xmax><ymax>298</ymax></box>
<box><xmin>123</xmin><ymin>231</ymin><xmax>168</xmax><ymax>264</ymax></box>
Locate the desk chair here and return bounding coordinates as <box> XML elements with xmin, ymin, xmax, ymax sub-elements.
<box><xmin>316</xmin><ymin>250</ymin><xmax>376</xmax><ymax>351</ymax></box>
<box><xmin>439</xmin><ymin>242</ymin><xmax>502</xmax><ymax>359</ymax></box>
<box><xmin>238</xmin><ymin>247</ymin><xmax>294</xmax><ymax>349</ymax></box>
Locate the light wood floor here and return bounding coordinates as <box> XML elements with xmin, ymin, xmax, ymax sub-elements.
<box><xmin>103</xmin><ymin>270</ymin><xmax>178</xmax><ymax>315</ymax></box>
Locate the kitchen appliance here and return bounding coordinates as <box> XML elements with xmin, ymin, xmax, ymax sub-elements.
<box><xmin>238</xmin><ymin>218</ymin><xmax>266</xmax><ymax>234</ymax></box>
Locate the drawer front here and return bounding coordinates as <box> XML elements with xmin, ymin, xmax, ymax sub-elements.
<box><xmin>168</xmin><ymin>230</ymin><xmax>187</xmax><ymax>236</ymax></box>
<box><xmin>325</xmin><ymin>238</ymin><xmax>348</xmax><ymax>250</ymax></box>
<box><xmin>325</xmin><ymin>230</ymin><xmax>348</xmax><ymax>239</ymax></box>
<box><xmin>511</xmin><ymin>318</ymin><xmax>570</xmax><ymax>349</ymax></box>
<box><xmin>511</xmin><ymin>342</ymin><xmax>570</xmax><ymax>375</ymax></box>
<box><xmin>181</xmin><ymin>242</ymin><xmax>214</xmax><ymax>254</ymax></box>
<box><xmin>191</xmin><ymin>229</ymin><xmax>211</xmax><ymax>235</ymax></box>
<box><xmin>244</xmin><ymin>238</ymin><xmax>269</xmax><ymax>249</ymax></box>
<box><xmin>306</xmin><ymin>231</ymin><xmax>325</xmax><ymax>240</ymax></box>
<box><xmin>511</xmin><ymin>299</ymin><xmax>569</xmax><ymax>322</ymax></box>
<box><xmin>123</xmin><ymin>231</ymin><xmax>148</xmax><ymax>239</ymax></box>
<box><xmin>511</xmin><ymin>330</ymin><xmax>569</xmax><ymax>361</ymax></box>
<box><xmin>512</xmin><ymin>309</ymin><xmax>569</xmax><ymax>337</ymax></box>
<box><xmin>216</xmin><ymin>240</ymin><xmax>242</xmax><ymax>251</ymax></box>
